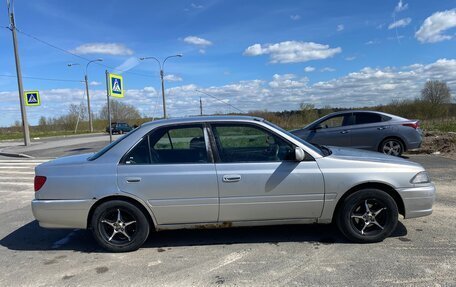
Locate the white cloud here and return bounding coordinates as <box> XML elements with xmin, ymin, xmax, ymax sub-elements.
<box><xmin>184</xmin><ymin>36</ymin><xmax>212</xmax><ymax>46</ymax></box>
<box><xmin>268</xmin><ymin>74</ymin><xmax>308</xmax><ymax>88</ymax></box>
<box><xmin>290</xmin><ymin>15</ymin><xmax>301</xmax><ymax>21</ymax></box>
<box><xmin>3</xmin><ymin>59</ymin><xmax>456</xmax><ymax>125</ymax></box>
<box><xmin>345</xmin><ymin>56</ymin><xmax>356</xmax><ymax>61</ymax></box>
<box><xmin>304</xmin><ymin>66</ymin><xmax>315</xmax><ymax>72</ymax></box>
<box><xmin>337</xmin><ymin>24</ymin><xmax>344</xmax><ymax>31</ymax></box>
<box><xmin>388</xmin><ymin>17</ymin><xmax>411</xmax><ymax>29</ymax></box>
<box><xmin>365</xmin><ymin>40</ymin><xmax>380</xmax><ymax>45</ymax></box>
<box><xmin>191</xmin><ymin>3</ymin><xmax>203</xmax><ymax>9</ymax></box>
<box><xmin>115</xmin><ymin>57</ymin><xmax>140</xmax><ymax>73</ymax></box>
<box><xmin>89</xmin><ymin>81</ymin><xmax>101</xmax><ymax>86</ymax></box>
<box><xmin>199</xmin><ymin>49</ymin><xmax>206</xmax><ymax>54</ymax></box>
<box><xmin>243</xmin><ymin>41</ymin><xmax>342</xmax><ymax>64</ymax></box>
<box><xmin>71</xmin><ymin>43</ymin><xmax>133</xmax><ymax>56</ymax></box>
<box><xmin>415</xmin><ymin>9</ymin><xmax>456</xmax><ymax>43</ymax></box>
<box><xmin>394</xmin><ymin>0</ymin><xmax>408</xmax><ymax>13</ymax></box>
<box><xmin>164</xmin><ymin>74</ymin><xmax>183</xmax><ymax>82</ymax></box>
<box><xmin>321</xmin><ymin>67</ymin><xmax>336</xmax><ymax>72</ymax></box>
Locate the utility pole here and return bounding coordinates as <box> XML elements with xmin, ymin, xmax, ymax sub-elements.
<box><xmin>84</xmin><ymin>74</ymin><xmax>92</xmax><ymax>132</ymax></box>
<box><xmin>85</xmin><ymin>59</ymin><xmax>103</xmax><ymax>132</ymax></box>
<box><xmin>199</xmin><ymin>97</ymin><xmax>203</xmax><ymax>116</ymax></box>
<box><xmin>8</xmin><ymin>0</ymin><xmax>30</xmax><ymax>146</ymax></box>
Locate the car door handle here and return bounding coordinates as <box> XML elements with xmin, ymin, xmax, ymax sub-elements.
<box><xmin>222</xmin><ymin>175</ymin><xmax>241</xmax><ymax>182</ymax></box>
<box><xmin>340</xmin><ymin>130</ymin><xmax>349</xmax><ymax>134</ymax></box>
<box><xmin>126</xmin><ymin>177</ymin><xmax>141</xmax><ymax>183</ymax></box>
<box><xmin>377</xmin><ymin>126</ymin><xmax>387</xmax><ymax>130</ymax></box>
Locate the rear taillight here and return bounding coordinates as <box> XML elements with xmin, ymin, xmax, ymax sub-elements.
<box><xmin>402</xmin><ymin>121</ymin><xmax>420</xmax><ymax>129</ymax></box>
<box><xmin>34</xmin><ymin>176</ymin><xmax>47</xmax><ymax>192</ymax></box>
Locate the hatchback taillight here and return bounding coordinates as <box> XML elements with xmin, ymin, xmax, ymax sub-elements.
<box><xmin>402</xmin><ymin>121</ymin><xmax>420</xmax><ymax>129</ymax></box>
<box><xmin>34</xmin><ymin>176</ymin><xmax>47</xmax><ymax>192</ymax></box>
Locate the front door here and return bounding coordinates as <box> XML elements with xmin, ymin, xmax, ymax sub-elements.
<box><xmin>307</xmin><ymin>113</ymin><xmax>353</xmax><ymax>147</ymax></box>
<box><xmin>117</xmin><ymin>124</ymin><xmax>219</xmax><ymax>225</ymax></box>
<box><xmin>210</xmin><ymin>123</ymin><xmax>325</xmax><ymax>222</ymax></box>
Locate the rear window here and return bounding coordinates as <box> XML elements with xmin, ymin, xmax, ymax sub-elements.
<box><xmin>354</xmin><ymin>112</ymin><xmax>382</xmax><ymax>124</ymax></box>
<box><xmin>88</xmin><ymin>127</ymin><xmax>140</xmax><ymax>161</ymax></box>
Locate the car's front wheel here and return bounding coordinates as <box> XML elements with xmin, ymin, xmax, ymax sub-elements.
<box><xmin>91</xmin><ymin>200</ymin><xmax>150</xmax><ymax>252</ymax></box>
<box><xmin>336</xmin><ymin>189</ymin><xmax>398</xmax><ymax>243</ymax></box>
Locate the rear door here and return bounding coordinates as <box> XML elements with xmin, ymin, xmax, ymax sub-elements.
<box><xmin>117</xmin><ymin>124</ymin><xmax>219</xmax><ymax>225</ymax></box>
<box><xmin>349</xmin><ymin>112</ymin><xmax>389</xmax><ymax>150</ymax></box>
<box><xmin>210</xmin><ymin>123</ymin><xmax>325</xmax><ymax>222</ymax></box>
<box><xmin>306</xmin><ymin>113</ymin><xmax>353</xmax><ymax>147</ymax></box>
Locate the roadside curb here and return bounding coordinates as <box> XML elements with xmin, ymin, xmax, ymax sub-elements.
<box><xmin>0</xmin><ymin>151</ymin><xmax>34</xmax><ymax>159</ymax></box>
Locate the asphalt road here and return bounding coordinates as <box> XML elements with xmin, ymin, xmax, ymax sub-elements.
<box><xmin>0</xmin><ymin>155</ymin><xmax>455</xmax><ymax>286</ymax></box>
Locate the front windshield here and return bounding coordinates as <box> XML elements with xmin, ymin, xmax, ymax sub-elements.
<box><xmin>264</xmin><ymin>120</ymin><xmax>323</xmax><ymax>156</ymax></box>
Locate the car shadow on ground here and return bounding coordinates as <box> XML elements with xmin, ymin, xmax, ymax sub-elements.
<box><xmin>0</xmin><ymin>220</ymin><xmax>407</xmax><ymax>252</ymax></box>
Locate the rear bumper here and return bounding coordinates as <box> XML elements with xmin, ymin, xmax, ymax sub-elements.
<box><xmin>31</xmin><ymin>199</ymin><xmax>94</xmax><ymax>229</ymax></box>
<box><xmin>398</xmin><ymin>183</ymin><xmax>436</xmax><ymax>219</ymax></box>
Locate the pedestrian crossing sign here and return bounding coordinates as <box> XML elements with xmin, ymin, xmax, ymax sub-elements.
<box><xmin>24</xmin><ymin>91</ymin><xmax>41</xmax><ymax>106</ymax></box>
<box><xmin>108</xmin><ymin>73</ymin><xmax>124</xmax><ymax>98</ymax></box>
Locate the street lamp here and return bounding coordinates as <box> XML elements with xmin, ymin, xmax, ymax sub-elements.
<box><xmin>139</xmin><ymin>54</ymin><xmax>182</xmax><ymax>118</ymax></box>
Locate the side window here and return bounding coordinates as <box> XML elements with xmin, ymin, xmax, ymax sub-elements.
<box><xmin>354</xmin><ymin>112</ymin><xmax>382</xmax><ymax>125</ymax></box>
<box><xmin>149</xmin><ymin>125</ymin><xmax>208</xmax><ymax>164</ymax></box>
<box><xmin>212</xmin><ymin>124</ymin><xmax>294</xmax><ymax>163</ymax></box>
<box><xmin>318</xmin><ymin>115</ymin><xmax>345</xmax><ymax>129</ymax></box>
<box><xmin>123</xmin><ymin>138</ymin><xmax>151</xmax><ymax>165</ymax></box>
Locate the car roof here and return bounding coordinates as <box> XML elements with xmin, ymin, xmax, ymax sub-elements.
<box><xmin>324</xmin><ymin>110</ymin><xmax>407</xmax><ymax>120</ymax></box>
<box><xmin>141</xmin><ymin>115</ymin><xmax>264</xmax><ymax>127</ymax></box>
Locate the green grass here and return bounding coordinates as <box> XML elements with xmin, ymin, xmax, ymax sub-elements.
<box><xmin>0</xmin><ymin>130</ymin><xmax>98</xmax><ymax>141</ymax></box>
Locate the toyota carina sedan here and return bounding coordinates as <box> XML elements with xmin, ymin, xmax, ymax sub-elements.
<box><xmin>32</xmin><ymin>116</ymin><xmax>435</xmax><ymax>252</ymax></box>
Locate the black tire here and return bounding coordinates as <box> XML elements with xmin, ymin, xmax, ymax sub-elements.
<box><xmin>336</xmin><ymin>189</ymin><xmax>398</xmax><ymax>243</ymax></box>
<box><xmin>379</xmin><ymin>138</ymin><xmax>404</xmax><ymax>157</ymax></box>
<box><xmin>91</xmin><ymin>200</ymin><xmax>150</xmax><ymax>252</ymax></box>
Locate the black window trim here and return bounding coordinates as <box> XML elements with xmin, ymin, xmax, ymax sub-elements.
<box><xmin>207</xmin><ymin>121</ymin><xmax>314</xmax><ymax>163</ymax></box>
<box><xmin>119</xmin><ymin>123</ymin><xmax>214</xmax><ymax>165</ymax></box>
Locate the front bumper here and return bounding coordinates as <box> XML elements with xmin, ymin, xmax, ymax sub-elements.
<box><xmin>31</xmin><ymin>199</ymin><xmax>95</xmax><ymax>229</ymax></box>
<box><xmin>398</xmin><ymin>183</ymin><xmax>436</xmax><ymax>219</ymax></box>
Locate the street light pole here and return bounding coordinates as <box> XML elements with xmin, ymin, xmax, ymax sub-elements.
<box><xmin>8</xmin><ymin>0</ymin><xmax>30</xmax><ymax>146</ymax></box>
<box><xmin>139</xmin><ymin>54</ymin><xmax>182</xmax><ymax>119</ymax></box>
<box><xmin>85</xmin><ymin>59</ymin><xmax>103</xmax><ymax>132</ymax></box>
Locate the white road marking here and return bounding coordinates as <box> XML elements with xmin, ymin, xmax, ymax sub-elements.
<box><xmin>0</xmin><ymin>163</ymin><xmax>43</xmax><ymax>166</ymax></box>
<box><xmin>1</xmin><ymin>176</ymin><xmax>33</xmax><ymax>181</ymax></box>
<box><xmin>0</xmin><ymin>166</ymin><xmax>37</xmax><ymax>169</ymax></box>
<box><xmin>0</xmin><ymin>171</ymin><xmax>35</xmax><ymax>175</ymax></box>
<box><xmin>0</xmin><ymin>182</ymin><xmax>33</xmax><ymax>186</ymax></box>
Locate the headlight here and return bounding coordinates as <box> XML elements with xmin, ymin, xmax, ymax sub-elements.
<box><xmin>410</xmin><ymin>171</ymin><xmax>430</xmax><ymax>184</ymax></box>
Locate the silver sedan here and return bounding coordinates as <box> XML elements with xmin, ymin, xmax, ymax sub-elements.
<box><xmin>32</xmin><ymin>116</ymin><xmax>435</xmax><ymax>252</ymax></box>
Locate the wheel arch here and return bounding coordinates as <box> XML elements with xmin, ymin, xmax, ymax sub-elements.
<box><xmin>332</xmin><ymin>182</ymin><xmax>405</xmax><ymax>223</ymax></box>
<box><xmin>87</xmin><ymin>195</ymin><xmax>156</xmax><ymax>230</ymax></box>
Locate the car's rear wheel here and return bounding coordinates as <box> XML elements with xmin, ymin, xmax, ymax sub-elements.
<box><xmin>336</xmin><ymin>189</ymin><xmax>398</xmax><ymax>243</ymax></box>
<box><xmin>380</xmin><ymin>138</ymin><xmax>403</xmax><ymax>156</ymax></box>
<box><xmin>91</xmin><ymin>200</ymin><xmax>150</xmax><ymax>252</ymax></box>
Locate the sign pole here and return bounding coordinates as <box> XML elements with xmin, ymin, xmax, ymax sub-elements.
<box><xmin>105</xmin><ymin>70</ymin><xmax>112</xmax><ymax>143</ymax></box>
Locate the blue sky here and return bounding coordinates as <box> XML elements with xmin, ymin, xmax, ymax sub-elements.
<box><xmin>1</xmin><ymin>0</ymin><xmax>455</xmax><ymax>126</ymax></box>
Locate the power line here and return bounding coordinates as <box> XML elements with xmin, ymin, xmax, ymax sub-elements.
<box><xmin>0</xmin><ymin>74</ymin><xmax>84</xmax><ymax>83</ymax></box>
<box><xmin>195</xmin><ymin>89</ymin><xmax>244</xmax><ymax>113</ymax></box>
<box><xmin>15</xmin><ymin>29</ymin><xmax>155</xmax><ymax>78</ymax></box>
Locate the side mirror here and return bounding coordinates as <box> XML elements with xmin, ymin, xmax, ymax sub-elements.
<box><xmin>310</xmin><ymin>125</ymin><xmax>322</xmax><ymax>131</ymax></box>
<box><xmin>295</xmin><ymin>147</ymin><xmax>305</xmax><ymax>161</ymax></box>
